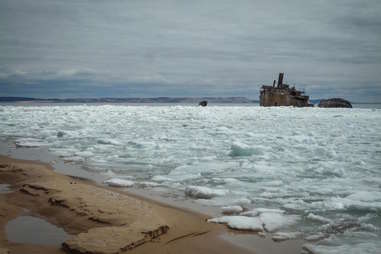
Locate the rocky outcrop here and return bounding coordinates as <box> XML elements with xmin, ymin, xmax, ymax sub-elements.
<box><xmin>199</xmin><ymin>100</ymin><xmax>208</xmax><ymax>107</ymax></box>
<box><xmin>318</xmin><ymin>98</ymin><xmax>352</xmax><ymax>108</ymax></box>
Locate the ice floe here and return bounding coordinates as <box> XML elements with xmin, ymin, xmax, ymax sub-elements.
<box><xmin>229</xmin><ymin>142</ymin><xmax>261</xmax><ymax>157</ymax></box>
<box><xmin>272</xmin><ymin>231</ymin><xmax>302</xmax><ymax>242</ymax></box>
<box><xmin>306</xmin><ymin>213</ymin><xmax>332</xmax><ymax>224</ymax></box>
<box><xmin>184</xmin><ymin>186</ymin><xmax>228</xmax><ymax>199</ymax></box>
<box><xmin>137</xmin><ymin>181</ymin><xmax>160</xmax><ymax>188</ymax></box>
<box><xmin>232</xmin><ymin>197</ymin><xmax>252</xmax><ymax>207</ymax></box>
<box><xmin>221</xmin><ymin>205</ymin><xmax>243</xmax><ymax>215</ymax></box>
<box><xmin>240</xmin><ymin>210</ymin><xmax>259</xmax><ymax>217</ymax></box>
<box><xmin>151</xmin><ymin>175</ymin><xmax>174</xmax><ymax>182</ymax></box>
<box><xmin>75</xmin><ymin>151</ymin><xmax>94</xmax><ymax>158</ymax></box>
<box><xmin>253</xmin><ymin>208</ymin><xmax>285</xmax><ymax>214</ymax></box>
<box><xmin>259</xmin><ymin>212</ymin><xmax>299</xmax><ymax>232</ymax></box>
<box><xmin>304</xmin><ymin>232</ymin><xmax>328</xmax><ymax>242</ymax></box>
<box><xmin>208</xmin><ymin>216</ymin><xmax>263</xmax><ymax>232</ymax></box>
<box><xmin>15</xmin><ymin>138</ymin><xmax>47</xmax><ymax>148</ymax></box>
<box><xmin>97</xmin><ymin>138</ymin><xmax>121</xmax><ymax>146</ymax></box>
<box><xmin>209</xmin><ymin>209</ymin><xmax>299</xmax><ymax>233</ymax></box>
<box><xmin>104</xmin><ymin>178</ymin><xmax>134</xmax><ymax>187</ymax></box>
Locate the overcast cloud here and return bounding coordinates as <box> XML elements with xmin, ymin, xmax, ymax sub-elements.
<box><xmin>0</xmin><ymin>0</ymin><xmax>380</xmax><ymax>101</ymax></box>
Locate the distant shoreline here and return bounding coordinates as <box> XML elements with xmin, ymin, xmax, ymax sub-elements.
<box><xmin>0</xmin><ymin>96</ymin><xmax>257</xmax><ymax>104</ymax></box>
<box><xmin>1</xmin><ymin>97</ymin><xmax>379</xmax><ymax>105</ymax></box>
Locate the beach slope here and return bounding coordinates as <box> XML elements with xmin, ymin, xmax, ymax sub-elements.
<box><xmin>0</xmin><ymin>155</ymin><xmax>251</xmax><ymax>254</ymax></box>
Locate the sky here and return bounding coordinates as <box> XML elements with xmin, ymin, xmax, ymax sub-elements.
<box><xmin>0</xmin><ymin>0</ymin><xmax>380</xmax><ymax>102</ymax></box>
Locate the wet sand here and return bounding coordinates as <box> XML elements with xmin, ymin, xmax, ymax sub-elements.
<box><xmin>0</xmin><ymin>155</ymin><xmax>252</xmax><ymax>254</ymax></box>
<box><xmin>0</xmin><ymin>154</ymin><xmax>302</xmax><ymax>254</ymax></box>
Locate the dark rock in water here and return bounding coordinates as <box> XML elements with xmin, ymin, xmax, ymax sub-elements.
<box><xmin>318</xmin><ymin>98</ymin><xmax>352</xmax><ymax>108</ymax></box>
<box><xmin>57</xmin><ymin>131</ymin><xmax>65</xmax><ymax>138</ymax></box>
<box><xmin>199</xmin><ymin>100</ymin><xmax>208</xmax><ymax>107</ymax></box>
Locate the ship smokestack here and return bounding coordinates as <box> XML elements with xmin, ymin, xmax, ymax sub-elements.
<box><xmin>277</xmin><ymin>72</ymin><xmax>284</xmax><ymax>87</ymax></box>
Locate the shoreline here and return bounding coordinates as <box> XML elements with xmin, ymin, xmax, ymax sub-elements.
<box><xmin>0</xmin><ymin>149</ymin><xmax>303</xmax><ymax>254</ymax></box>
<box><xmin>0</xmin><ymin>139</ymin><xmax>222</xmax><ymax>217</ymax></box>
<box><xmin>0</xmin><ymin>155</ymin><xmax>258</xmax><ymax>254</ymax></box>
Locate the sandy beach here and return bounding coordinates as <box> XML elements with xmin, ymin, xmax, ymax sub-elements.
<box><xmin>0</xmin><ymin>155</ymin><xmax>264</xmax><ymax>254</ymax></box>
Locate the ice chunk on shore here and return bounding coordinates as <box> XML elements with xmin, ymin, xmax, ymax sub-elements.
<box><xmin>240</xmin><ymin>210</ymin><xmax>259</xmax><ymax>217</ymax></box>
<box><xmin>208</xmin><ymin>216</ymin><xmax>264</xmax><ymax>231</ymax></box>
<box><xmin>239</xmin><ymin>207</ymin><xmax>298</xmax><ymax>232</ymax></box>
<box><xmin>15</xmin><ymin>138</ymin><xmax>47</xmax><ymax>148</ymax></box>
<box><xmin>184</xmin><ymin>186</ymin><xmax>228</xmax><ymax>199</ymax></box>
<box><xmin>222</xmin><ymin>206</ymin><xmax>243</xmax><ymax>215</ymax></box>
<box><xmin>104</xmin><ymin>178</ymin><xmax>134</xmax><ymax>187</ymax></box>
<box><xmin>272</xmin><ymin>232</ymin><xmax>301</xmax><ymax>242</ymax></box>
<box><xmin>260</xmin><ymin>212</ymin><xmax>299</xmax><ymax>232</ymax></box>
<box><xmin>209</xmin><ymin>212</ymin><xmax>298</xmax><ymax>232</ymax></box>
<box><xmin>240</xmin><ymin>208</ymin><xmax>284</xmax><ymax>217</ymax></box>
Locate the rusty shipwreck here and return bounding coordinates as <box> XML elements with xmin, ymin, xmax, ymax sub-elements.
<box><xmin>260</xmin><ymin>73</ymin><xmax>312</xmax><ymax>107</ymax></box>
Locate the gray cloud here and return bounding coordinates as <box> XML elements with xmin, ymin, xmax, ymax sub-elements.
<box><xmin>0</xmin><ymin>0</ymin><xmax>380</xmax><ymax>101</ymax></box>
